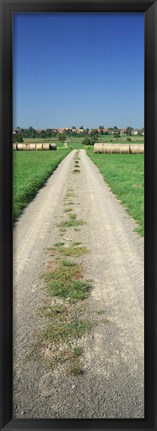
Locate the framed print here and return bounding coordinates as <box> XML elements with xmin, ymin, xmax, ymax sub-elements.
<box><xmin>0</xmin><ymin>1</ymin><xmax>157</xmax><ymax>430</ymax></box>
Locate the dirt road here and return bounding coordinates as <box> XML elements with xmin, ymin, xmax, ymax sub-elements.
<box><xmin>13</xmin><ymin>149</ymin><xmax>144</xmax><ymax>418</ymax></box>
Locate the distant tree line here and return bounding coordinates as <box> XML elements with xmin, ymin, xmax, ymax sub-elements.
<box><xmin>13</xmin><ymin>133</ymin><xmax>23</xmax><ymax>143</ymax></box>
<box><xmin>13</xmin><ymin>126</ymin><xmax>90</xmax><ymax>142</ymax></box>
<box><xmin>13</xmin><ymin>125</ymin><xmax>144</xmax><ymax>143</ymax></box>
<box><xmin>16</xmin><ymin>127</ymin><xmax>58</xmax><ymax>139</ymax></box>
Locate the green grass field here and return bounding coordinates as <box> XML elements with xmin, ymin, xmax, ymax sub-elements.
<box><xmin>13</xmin><ymin>139</ymin><xmax>144</xmax><ymax>235</ymax></box>
<box><xmin>87</xmin><ymin>148</ymin><xmax>144</xmax><ymax>236</ymax></box>
<box><xmin>96</xmin><ymin>135</ymin><xmax>144</xmax><ymax>144</ymax></box>
<box><xmin>24</xmin><ymin>135</ymin><xmax>144</xmax><ymax>148</ymax></box>
<box><xmin>13</xmin><ymin>149</ymin><xmax>71</xmax><ymax>221</ymax></box>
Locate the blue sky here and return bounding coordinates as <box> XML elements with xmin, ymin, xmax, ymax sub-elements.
<box><xmin>13</xmin><ymin>13</ymin><xmax>144</xmax><ymax>129</ymax></box>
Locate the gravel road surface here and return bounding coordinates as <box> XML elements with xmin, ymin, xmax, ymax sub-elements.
<box><xmin>13</xmin><ymin>149</ymin><xmax>144</xmax><ymax>418</ymax></box>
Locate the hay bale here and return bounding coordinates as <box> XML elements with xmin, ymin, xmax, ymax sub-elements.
<box><xmin>130</xmin><ymin>144</ymin><xmax>144</xmax><ymax>154</ymax></box>
<box><xmin>103</xmin><ymin>144</ymin><xmax>112</xmax><ymax>153</ymax></box>
<box><xmin>111</xmin><ymin>144</ymin><xmax>121</xmax><ymax>153</ymax></box>
<box><xmin>22</xmin><ymin>144</ymin><xmax>30</xmax><ymax>150</ymax></box>
<box><xmin>29</xmin><ymin>143</ymin><xmax>36</xmax><ymax>150</ymax></box>
<box><xmin>17</xmin><ymin>143</ymin><xmax>23</xmax><ymax>150</ymax></box>
<box><xmin>94</xmin><ymin>143</ymin><xmax>104</xmax><ymax>153</ymax></box>
<box><xmin>50</xmin><ymin>143</ymin><xmax>57</xmax><ymax>150</ymax></box>
<box><xmin>130</xmin><ymin>144</ymin><xmax>138</xmax><ymax>154</ymax></box>
<box><xmin>13</xmin><ymin>143</ymin><xmax>17</xmax><ymax>150</ymax></box>
<box><xmin>120</xmin><ymin>144</ymin><xmax>130</xmax><ymax>154</ymax></box>
<box><xmin>36</xmin><ymin>143</ymin><xmax>43</xmax><ymax>150</ymax></box>
<box><xmin>138</xmin><ymin>144</ymin><xmax>144</xmax><ymax>154</ymax></box>
<box><xmin>43</xmin><ymin>143</ymin><xmax>50</xmax><ymax>150</ymax></box>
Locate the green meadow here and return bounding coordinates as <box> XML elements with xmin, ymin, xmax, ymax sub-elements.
<box><xmin>24</xmin><ymin>135</ymin><xmax>144</xmax><ymax>148</ymax></box>
<box><xmin>13</xmin><ymin>149</ymin><xmax>71</xmax><ymax>221</ymax></box>
<box><xmin>87</xmin><ymin>149</ymin><xmax>144</xmax><ymax>236</ymax></box>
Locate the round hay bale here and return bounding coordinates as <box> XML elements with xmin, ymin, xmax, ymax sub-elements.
<box><xmin>130</xmin><ymin>144</ymin><xmax>143</xmax><ymax>154</ymax></box>
<box><xmin>17</xmin><ymin>143</ymin><xmax>23</xmax><ymax>150</ymax></box>
<box><xmin>50</xmin><ymin>143</ymin><xmax>57</xmax><ymax>150</ymax></box>
<box><xmin>29</xmin><ymin>143</ymin><xmax>36</xmax><ymax>150</ymax></box>
<box><xmin>43</xmin><ymin>143</ymin><xmax>50</xmax><ymax>150</ymax></box>
<box><xmin>22</xmin><ymin>144</ymin><xmax>30</xmax><ymax>150</ymax></box>
<box><xmin>120</xmin><ymin>144</ymin><xmax>130</xmax><ymax>154</ymax></box>
<box><xmin>94</xmin><ymin>143</ymin><xmax>103</xmax><ymax>153</ymax></box>
<box><xmin>103</xmin><ymin>144</ymin><xmax>112</xmax><ymax>153</ymax></box>
<box><xmin>138</xmin><ymin>144</ymin><xmax>144</xmax><ymax>154</ymax></box>
<box><xmin>36</xmin><ymin>143</ymin><xmax>43</xmax><ymax>150</ymax></box>
<box><xmin>111</xmin><ymin>144</ymin><xmax>121</xmax><ymax>153</ymax></box>
<box><xmin>13</xmin><ymin>143</ymin><xmax>17</xmax><ymax>150</ymax></box>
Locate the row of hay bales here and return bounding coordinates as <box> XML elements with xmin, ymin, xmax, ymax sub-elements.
<box><xmin>94</xmin><ymin>143</ymin><xmax>144</xmax><ymax>154</ymax></box>
<box><xmin>13</xmin><ymin>143</ymin><xmax>57</xmax><ymax>151</ymax></box>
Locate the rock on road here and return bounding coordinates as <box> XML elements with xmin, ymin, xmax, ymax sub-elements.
<box><xmin>13</xmin><ymin>149</ymin><xmax>144</xmax><ymax>418</ymax></box>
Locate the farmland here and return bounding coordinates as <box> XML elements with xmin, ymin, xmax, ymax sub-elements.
<box><xmin>23</xmin><ymin>134</ymin><xmax>144</xmax><ymax>149</ymax></box>
<box><xmin>13</xmin><ymin>149</ymin><xmax>71</xmax><ymax>220</ymax></box>
<box><xmin>13</xmin><ymin>140</ymin><xmax>144</xmax><ymax>235</ymax></box>
<box><xmin>87</xmin><ymin>148</ymin><xmax>144</xmax><ymax>235</ymax></box>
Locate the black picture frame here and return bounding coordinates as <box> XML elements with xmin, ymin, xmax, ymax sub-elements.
<box><xmin>0</xmin><ymin>1</ymin><xmax>157</xmax><ymax>430</ymax></box>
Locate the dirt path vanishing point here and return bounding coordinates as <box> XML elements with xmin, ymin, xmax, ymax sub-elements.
<box><xmin>13</xmin><ymin>149</ymin><xmax>144</xmax><ymax>419</ymax></box>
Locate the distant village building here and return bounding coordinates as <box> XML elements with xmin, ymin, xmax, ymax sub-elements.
<box><xmin>97</xmin><ymin>128</ymin><xmax>108</xmax><ymax>133</ymax></box>
<box><xmin>77</xmin><ymin>128</ymin><xmax>84</xmax><ymax>133</ymax></box>
<box><xmin>119</xmin><ymin>128</ymin><xmax>127</xmax><ymax>135</ymax></box>
<box><xmin>131</xmin><ymin>129</ymin><xmax>138</xmax><ymax>136</ymax></box>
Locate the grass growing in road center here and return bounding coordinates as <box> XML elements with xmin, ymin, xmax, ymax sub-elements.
<box><xmin>50</xmin><ymin>242</ymin><xmax>88</xmax><ymax>257</ymax></box>
<box><xmin>58</xmin><ymin>211</ymin><xmax>86</xmax><ymax>229</ymax></box>
<box><xmin>58</xmin><ymin>219</ymin><xmax>85</xmax><ymax>228</ymax></box>
<box><xmin>43</xmin><ymin>318</ymin><xmax>91</xmax><ymax>343</ymax></box>
<box><xmin>44</xmin><ymin>258</ymin><xmax>91</xmax><ymax>302</ymax></box>
<box><xmin>39</xmin><ymin>237</ymin><xmax>92</xmax><ymax>374</ymax></box>
<box><xmin>33</xmin><ymin>303</ymin><xmax>90</xmax><ymax>374</ymax></box>
<box><xmin>87</xmin><ymin>149</ymin><xmax>144</xmax><ymax>235</ymax></box>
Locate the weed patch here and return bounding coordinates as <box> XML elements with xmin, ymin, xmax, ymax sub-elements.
<box><xmin>65</xmin><ymin>192</ymin><xmax>76</xmax><ymax>198</ymax></box>
<box><xmin>54</xmin><ymin>241</ymin><xmax>65</xmax><ymax>247</ymax></box>
<box><xmin>64</xmin><ymin>208</ymin><xmax>73</xmax><ymax>213</ymax></box>
<box><xmin>61</xmin><ymin>259</ymin><xmax>76</xmax><ymax>267</ymax></box>
<box><xmin>51</xmin><ymin>243</ymin><xmax>88</xmax><ymax>257</ymax></box>
<box><xmin>72</xmin><ymin>346</ymin><xmax>83</xmax><ymax>356</ymax></box>
<box><xmin>43</xmin><ymin>319</ymin><xmax>91</xmax><ymax>343</ymax></box>
<box><xmin>66</xmin><ymin>201</ymin><xmax>74</xmax><ymax>205</ymax></box>
<box><xmin>44</xmin><ymin>262</ymin><xmax>91</xmax><ymax>302</ymax></box>
<box><xmin>68</xmin><ymin>212</ymin><xmax>77</xmax><ymax>220</ymax></box>
<box><xmin>68</xmin><ymin>366</ymin><xmax>84</xmax><ymax>376</ymax></box>
<box><xmin>58</xmin><ymin>219</ymin><xmax>85</xmax><ymax>228</ymax></box>
<box><xmin>45</xmin><ymin>348</ymin><xmax>84</xmax><ymax>372</ymax></box>
<box><xmin>40</xmin><ymin>304</ymin><xmax>69</xmax><ymax>319</ymax></box>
